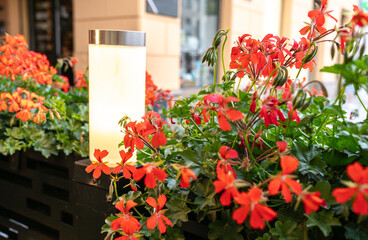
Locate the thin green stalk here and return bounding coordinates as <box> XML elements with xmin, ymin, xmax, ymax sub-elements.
<box><xmin>244</xmin><ymin>133</ymin><xmax>255</xmax><ymax>161</ymax></box>
<box><xmin>113</xmin><ymin>180</ymin><xmax>119</xmax><ymax>199</ymax></box>
<box><xmin>284</xmin><ymin>106</ymin><xmax>294</xmax><ymax>138</ymax></box>
<box><xmin>221</xmin><ymin>34</ymin><xmax>228</xmax><ymax>83</ymax></box>
<box><xmin>188</xmin><ymin>117</ymin><xmax>205</xmax><ymax>135</ymax></box>
<box><xmin>163</xmin><ymin>187</ymin><xmax>197</xmax><ymax>205</ymax></box>
<box><xmin>356</xmin><ymin>91</ymin><xmax>368</xmax><ymax>113</ymax></box>
<box><xmin>258</xmin><ymin>68</ymin><xmax>278</xmax><ymax>100</ymax></box>
<box><xmin>246</xmin><ymin>79</ymin><xmax>256</xmax><ymax>94</ymax></box>
<box><xmin>213</xmin><ymin>49</ymin><xmax>218</xmax><ymax>85</ymax></box>
<box><xmin>295</xmin><ymin>44</ymin><xmax>313</xmax><ymax>80</ymax></box>
<box><xmin>311</xmin><ymin>114</ymin><xmax>330</xmax><ymax>142</ymax></box>
<box><xmin>133</xmin><ymin>206</ymin><xmax>145</xmax><ymax>219</ymax></box>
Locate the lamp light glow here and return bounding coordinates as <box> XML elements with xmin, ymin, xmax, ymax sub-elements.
<box><xmin>89</xmin><ymin>30</ymin><xmax>146</xmax><ymax>165</ymax></box>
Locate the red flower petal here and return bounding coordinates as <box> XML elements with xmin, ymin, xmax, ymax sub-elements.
<box><xmin>85</xmin><ymin>162</ymin><xmax>98</xmax><ymax>173</ymax></box>
<box><xmin>218</xmin><ymin>113</ymin><xmax>231</xmax><ymax>131</ymax></box>
<box><xmin>332</xmin><ymin>187</ymin><xmax>357</xmax><ymax>203</ymax></box>
<box><xmin>352</xmin><ymin>191</ymin><xmax>368</xmax><ymax>215</ymax></box>
<box><xmin>232</xmin><ymin>205</ymin><xmax>250</xmax><ymax>224</ymax></box>
<box><xmin>268</xmin><ymin>178</ymin><xmax>281</xmax><ymax>195</ymax></box>
<box><xmin>280</xmin><ymin>156</ymin><xmax>299</xmax><ymax>174</ymax></box>
<box><xmin>226</xmin><ymin>109</ymin><xmax>243</xmax><ymax>121</ymax></box>
<box><xmin>146</xmin><ymin>197</ymin><xmax>158</xmax><ymax>209</ymax></box>
<box><xmin>93</xmin><ymin>166</ymin><xmax>102</xmax><ymax>179</ymax></box>
<box><xmin>147</xmin><ymin>215</ymin><xmax>158</xmax><ymax>229</ymax></box>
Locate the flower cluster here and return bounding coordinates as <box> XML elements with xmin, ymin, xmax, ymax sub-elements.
<box><xmin>0</xmin><ymin>87</ymin><xmax>56</xmax><ymax>123</ymax></box>
<box><xmin>0</xmin><ymin>35</ymin><xmax>57</xmax><ymax>84</ymax></box>
<box><xmin>145</xmin><ymin>72</ymin><xmax>173</xmax><ymax>108</ymax></box>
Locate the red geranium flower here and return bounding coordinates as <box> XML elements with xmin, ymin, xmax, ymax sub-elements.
<box><xmin>85</xmin><ymin>149</ymin><xmax>111</xmax><ymax>179</ymax></box>
<box><xmin>133</xmin><ymin>163</ymin><xmax>167</xmax><ymax>188</ymax></box>
<box><xmin>112</xmin><ymin>150</ymin><xmax>136</xmax><ymax>178</ymax></box>
<box><xmin>202</xmin><ymin>94</ymin><xmax>243</xmax><ymax>131</ymax></box>
<box><xmin>299</xmin><ymin>190</ymin><xmax>326</xmax><ymax>215</ymax></box>
<box><xmin>217</xmin><ymin>146</ymin><xmax>239</xmax><ymax>176</ymax></box>
<box><xmin>232</xmin><ymin>187</ymin><xmax>277</xmax><ymax>229</ymax></box>
<box><xmin>110</xmin><ymin>199</ymin><xmax>140</xmax><ymax>235</ymax></box>
<box><xmin>332</xmin><ymin>162</ymin><xmax>368</xmax><ymax>215</ymax></box>
<box><xmin>173</xmin><ymin>164</ymin><xmax>197</xmax><ymax>188</ymax></box>
<box><xmin>214</xmin><ymin>167</ymin><xmax>240</xmax><ymax>206</ymax></box>
<box><xmin>146</xmin><ymin>195</ymin><xmax>173</xmax><ymax>233</ymax></box>
<box><xmin>259</xmin><ymin>96</ymin><xmax>286</xmax><ymax>127</ymax></box>
<box><xmin>268</xmin><ymin>156</ymin><xmax>302</xmax><ymax>202</ymax></box>
<box><xmin>276</xmin><ymin>141</ymin><xmax>288</xmax><ymax>153</ymax></box>
<box><xmin>151</xmin><ymin>119</ymin><xmax>168</xmax><ymax>148</ymax></box>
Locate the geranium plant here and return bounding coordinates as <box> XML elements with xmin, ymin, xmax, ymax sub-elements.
<box><xmin>87</xmin><ymin>1</ymin><xmax>368</xmax><ymax>239</ymax></box>
<box><xmin>0</xmin><ymin>35</ymin><xmax>171</xmax><ymax>158</ymax></box>
<box><xmin>0</xmin><ymin>34</ymin><xmax>89</xmax><ymax>157</ymax></box>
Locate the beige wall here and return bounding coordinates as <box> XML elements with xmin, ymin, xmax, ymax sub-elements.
<box><xmin>1</xmin><ymin>0</ymin><xmax>21</xmax><ymax>36</ymax></box>
<box><xmin>218</xmin><ymin>0</ymin><xmax>283</xmax><ymax>83</ymax></box>
<box><xmin>73</xmin><ymin>0</ymin><xmax>181</xmax><ymax>90</ymax></box>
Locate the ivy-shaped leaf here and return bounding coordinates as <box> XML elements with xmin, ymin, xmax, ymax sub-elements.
<box><xmin>344</xmin><ymin>222</ymin><xmax>368</xmax><ymax>240</ymax></box>
<box><xmin>270</xmin><ymin>220</ymin><xmax>301</xmax><ymax>240</ymax></box>
<box><xmin>208</xmin><ymin>215</ymin><xmax>243</xmax><ymax>240</ymax></box>
<box><xmin>193</xmin><ymin>178</ymin><xmax>217</xmax><ymax>209</ymax></box>
<box><xmin>166</xmin><ymin>199</ymin><xmax>191</xmax><ymax>225</ymax></box>
<box><xmin>306</xmin><ymin>210</ymin><xmax>341</xmax><ymax>237</ymax></box>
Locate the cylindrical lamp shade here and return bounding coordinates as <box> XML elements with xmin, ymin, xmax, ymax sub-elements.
<box><xmin>89</xmin><ymin>30</ymin><xmax>146</xmax><ymax>165</ymax></box>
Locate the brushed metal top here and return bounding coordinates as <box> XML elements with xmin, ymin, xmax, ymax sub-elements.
<box><xmin>89</xmin><ymin>29</ymin><xmax>146</xmax><ymax>46</ymax></box>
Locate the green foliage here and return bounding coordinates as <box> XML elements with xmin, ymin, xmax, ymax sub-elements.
<box><xmin>306</xmin><ymin>211</ymin><xmax>341</xmax><ymax>237</ymax></box>
<box><xmin>0</xmin><ymin>75</ymin><xmax>89</xmax><ymax>158</ymax></box>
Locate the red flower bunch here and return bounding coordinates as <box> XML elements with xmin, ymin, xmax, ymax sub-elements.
<box><xmin>85</xmin><ymin>149</ymin><xmax>111</xmax><ymax>179</ymax></box>
<box><xmin>146</xmin><ymin>195</ymin><xmax>173</xmax><ymax>233</ymax></box>
<box><xmin>133</xmin><ymin>163</ymin><xmax>167</xmax><ymax>188</ymax></box>
<box><xmin>110</xmin><ymin>199</ymin><xmax>141</xmax><ymax>235</ymax></box>
<box><xmin>112</xmin><ymin>150</ymin><xmax>136</xmax><ymax>178</ymax></box>
<box><xmin>332</xmin><ymin>162</ymin><xmax>368</xmax><ymax>215</ymax></box>
<box><xmin>233</xmin><ymin>187</ymin><xmax>277</xmax><ymax>229</ymax></box>
<box><xmin>74</xmin><ymin>70</ymin><xmax>88</xmax><ymax>88</ymax></box>
<box><xmin>268</xmin><ymin>156</ymin><xmax>302</xmax><ymax>202</ymax></box>
<box><xmin>124</xmin><ymin>111</ymin><xmax>169</xmax><ymax>151</ymax></box>
<box><xmin>202</xmin><ymin>94</ymin><xmax>243</xmax><ymax>131</ymax></box>
<box><xmin>0</xmin><ymin>35</ymin><xmax>57</xmax><ymax>84</ymax></box>
<box><xmin>299</xmin><ymin>0</ymin><xmax>337</xmax><ymax>39</ymax></box>
<box><xmin>259</xmin><ymin>96</ymin><xmax>286</xmax><ymax>127</ymax></box>
<box><xmin>0</xmin><ymin>87</ymin><xmax>55</xmax><ymax>123</ymax></box>
<box><xmin>145</xmin><ymin>71</ymin><xmax>173</xmax><ymax>108</ymax></box>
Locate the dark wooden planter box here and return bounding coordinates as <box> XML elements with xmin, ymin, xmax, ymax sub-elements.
<box><xmin>0</xmin><ymin>154</ymin><xmax>209</xmax><ymax>240</ymax></box>
<box><xmin>0</xmin><ymin>151</ymin><xmax>114</xmax><ymax>240</ymax></box>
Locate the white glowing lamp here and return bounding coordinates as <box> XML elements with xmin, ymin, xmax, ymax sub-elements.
<box><xmin>89</xmin><ymin>30</ymin><xmax>146</xmax><ymax>165</ymax></box>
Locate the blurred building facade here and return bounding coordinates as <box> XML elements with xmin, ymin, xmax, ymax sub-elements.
<box><xmin>0</xmin><ymin>0</ymin><xmax>359</xmax><ymax>93</ymax></box>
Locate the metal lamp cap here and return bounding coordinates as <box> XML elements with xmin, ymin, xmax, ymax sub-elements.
<box><xmin>89</xmin><ymin>29</ymin><xmax>146</xmax><ymax>47</ymax></box>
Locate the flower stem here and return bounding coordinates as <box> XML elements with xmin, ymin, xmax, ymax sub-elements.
<box><xmin>221</xmin><ymin>34</ymin><xmax>228</xmax><ymax>83</ymax></box>
<box><xmin>356</xmin><ymin>91</ymin><xmax>368</xmax><ymax>115</ymax></box>
<box><xmin>213</xmin><ymin>49</ymin><xmax>218</xmax><ymax>85</ymax></box>
<box><xmin>295</xmin><ymin>44</ymin><xmax>313</xmax><ymax>80</ymax></box>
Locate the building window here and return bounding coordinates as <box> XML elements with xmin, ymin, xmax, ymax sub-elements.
<box><xmin>180</xmin><ymin>0</ymin><xmax>219</xmax><ymax>87</ymax></box>
<box><xmin>28</xmin><ymin>0</ymin><xmax>73</xmax><ymax>65</ymax></box>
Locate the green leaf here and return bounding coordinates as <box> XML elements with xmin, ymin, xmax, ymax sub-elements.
<box><xmin>166</xmin><ymin>227</ymin><xmax>185</xmax><ymax>240</ymax></box>
<box><xmin>344</xmin><ymin>222</ymin><xmax>368</xmax><ymax>240</ymax></box>
<box><xmin>193</xmin><ymin>178</ymin><xmax>217</xmax><ymax>209</ymax></box>
<box><xmin>166</xmin><ymin>199</ymin><xmax>191</xmax><ymax>225</ymax></box>
<box><xmin>208</xmin><ymin>217</ymin><xmax>243</xmax><ymax>240</ymax></box>
<box><xmin>256</xmin><ymin>233</ymin><xmax>271</xmax><ymax>240</ymax></box>
<box><xmin>270</xmin><ymin>220</ymin><xmax>300</xmax><ymax>240</ymax></box>
<box><xmin>320</xmin><ymin>64</ymin><xmax>344</xmax><ymax>74</ymax></box>
<box><xmin>306</xmin><ymin>210</ymin><xmax>341</xmax><ymax>237</ymax></box>
<box><xmin>33</xmin><ymin>133</ymin><xmax>58</xmax><ymax>158</ymax></box>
